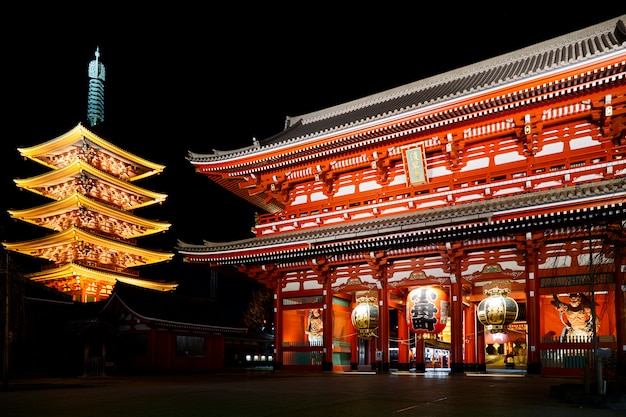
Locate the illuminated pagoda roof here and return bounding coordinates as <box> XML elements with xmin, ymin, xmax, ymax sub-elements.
<box><xmin>14</xmin><ymin>159</ymin><xmax>167</xmax><ymax>210</ymax></box>
<box><xmin>186</xmin><ymin>16</ymin><xmax>626</xmax><ymax>214</ymax></box>
<box><xmin>18</xmin><ymin>123</ymin><xmax>165</xmax><ymax>182</ymax></box>
<box><xmin>24</xmin><ymin>262</ymin><xmax>177</xmax><ymax>292</ymax></box>
<box><xmin>8</xmin><ymin>192</ymin><xmax>171</xmax><ymax>239</ymax></box>
<box><xmin>3</xmin><ymin>225</ymin><xmax>174</xmax><ymax>267</ymax></box>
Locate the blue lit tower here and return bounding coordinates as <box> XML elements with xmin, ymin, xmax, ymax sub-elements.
<box><xmin>87</xmin><ymin>47</ymin><xmax>105</xmax><ymax>127</ymax></box>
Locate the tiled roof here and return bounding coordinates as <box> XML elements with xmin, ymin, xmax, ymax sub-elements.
<box><xmin>189</xmin><ymin>16</ymin><xmax>626</xmax><ymax>162</ymax></box>
<box><xmin>176</xmin><ymin>176</ymin><xmax>626</xmax><ymax>263</ymax></box>
<box><xmin>268</xmin><ymin>16</ymin><xmax>626</xmax><ymax>145</ymax></box>
<box><xmin>101</xmin><ymin>281</ymin><xmax>248</xmax><ymax>333</ymax></box>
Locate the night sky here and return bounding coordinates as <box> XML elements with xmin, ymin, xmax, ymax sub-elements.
<box><xmin>2</xmin><ymin>6</ymin><xmax>624</xmax><ymax>290</ymax></box>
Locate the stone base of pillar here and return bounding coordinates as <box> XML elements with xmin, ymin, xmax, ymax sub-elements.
<box><xmin>397</xmin><ymin>362</ymin><xmax>411</xmax><ymax>371</ymax></box>
<box><xmin>463</xmin><ymin>363</ymin><xmax>486</xmax><ymax>372</ymax></box>
<box><xmin>526</xmin><ymin>362</ymin><xmax>541</xmax><ymax>374</ymax></box>
<box><xmin>322</xmin><ymin>361</ymin><xmax>333</xmax><ymax>371</ymax></box>
<box><xmin>450</xmin><ymin>362</ymin><xmax>465</xmax><ymax>374</ymax></box>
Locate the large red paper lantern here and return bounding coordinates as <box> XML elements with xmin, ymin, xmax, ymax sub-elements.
<box><xmin>406</xmin><ymin>286</ymin><xmax>449</xmax><ymax>334</ymax></box>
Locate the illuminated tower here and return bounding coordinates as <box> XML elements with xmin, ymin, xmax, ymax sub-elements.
<box><xmin>3</xmin><ymin>50</ymin><xmax>176</xmax><ymax>302</ymax></box>
<box><xmin>87</xmin><ymin>47</ymin><xmax>105</xmax><ymax>127</ymax></box>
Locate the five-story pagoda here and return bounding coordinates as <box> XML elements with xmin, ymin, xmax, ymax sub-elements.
<box><xmin>3</xmin><ymin>49</ymin><xmax>176</xmax><ymax>302</ymax></box>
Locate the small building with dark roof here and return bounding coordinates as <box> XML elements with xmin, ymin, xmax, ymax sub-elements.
<box><xmin>9</xmin><ymin>276</ymin><xmax>267</xmax><ymax>376</ymax></box>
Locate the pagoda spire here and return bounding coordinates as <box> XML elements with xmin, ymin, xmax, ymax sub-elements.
<box><xmin>87</xmin><ymin>47</ymin><xmax>106</xmax><ymax>127</ymax></box>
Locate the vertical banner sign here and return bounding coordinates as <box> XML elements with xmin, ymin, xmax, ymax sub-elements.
<box><xmin>402</xmin><ymin>143</ymin><xmax>428</xmax><ymax>186</ymax></box>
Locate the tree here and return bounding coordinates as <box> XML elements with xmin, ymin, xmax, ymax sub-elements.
<box><xmin>242</xmin><ymin>287</ymin><xmax>273</xmax><ymax>334</ymax></box>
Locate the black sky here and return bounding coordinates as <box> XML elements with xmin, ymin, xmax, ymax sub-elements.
<box><xmin>2</xmin><ymin>6</ymin><xmax>625</xmax><ymax>287</ymax></box>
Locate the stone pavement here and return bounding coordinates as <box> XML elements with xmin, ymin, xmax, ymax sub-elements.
<box><xmin>1</xmin><ymin>370</ymin><xmax>625</xmax><ymax>417</ymax></box>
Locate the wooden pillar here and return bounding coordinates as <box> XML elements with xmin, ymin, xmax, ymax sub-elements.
<box><xmin>523</xmin><ymin>233</ymin><xmax>542</xmax><ymax>374</ymax></box>
<box><xmin>350</xmin><ymin>315</ymin><xmax>358</xmax><ymax>370</ymax></box>
<box><xmin>378</xmin><ymin>282</ymin><xmax>390</xmax><ymax>372</ymax></box>
<box><xmin>415</xmin><ymin>335</ymin><xmax>425</xmax><ymax>371</ymax></box>
<box><xmin>273</xmin><ymin>284</ymin><xmax>283</xmax><ymax>371</ymax></box>
<box><xmin>365</xmin><ymin>251</ymin><xmax>389</xmax><ymax>372</ymax></box>
<box><xmin>322</xmin><ymin>286</ymin><xmax>333</xmax><ymax>371</ymax></box>
<box><xmin>310</xmin><ymin>258</ymin><xmax>333</xmax><ymax>371</ymax></box>
<box><xmin>442</xmin><ymin>242</ymin><xmax>465</xmax><ymax>374</ymax></box>
<box><xmin>614</xmin><ymin>248</ymin><xmax>625</xmax><ymax>375</ymax></box>
<box><xmin>397</xmin><ymin>306</ymin><xmax>409</xmax><ymax>371</ymax></box>
<box><xmin>449</xmin><ymin>277</ymin><xmax>464</xmax><ymax>374</ymax></box>
<box><xmin>464</xmin><ymin>302</ymin><xmax>476</xmax><ymax>368</ymax></box>
<box><xmin>476</xmin><ymin>317</ymin><xmax>486</xmax><ymax>371</ymax></box>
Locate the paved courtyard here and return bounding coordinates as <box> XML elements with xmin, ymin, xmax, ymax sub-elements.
<box><xmin>2</xmin><ymin>370</ymin><xmax>624</xmax><ymax>417</ymax></box>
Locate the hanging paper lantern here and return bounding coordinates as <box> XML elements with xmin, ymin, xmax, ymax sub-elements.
<box><xmin>406</xmin><ymin>286</ymin><xmax>449</xmax><ymax>334</ymax></box>
<box><xmin>351</xmin><ymin>296</ymin><xmax>379</xmax><ymax>336</ymax></box>
<box><xmin>477</xmin><ymin>287</ymin><xmax>519</xmax><ymax>334</ymax></box>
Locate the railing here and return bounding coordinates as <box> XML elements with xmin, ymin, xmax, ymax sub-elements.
<box><xmin>282</xmin><ymin>350</ymin><xmax>323</xmax><ymax>366</ymax></box>
<box><xmin>540</xmin><ymin>335</ymin><xmax>616</xmax><ymax>375</ymax></box>
<box><xmin>281</xmin><ymin>340</ymin><xmax>325</xmax><ymax>366</ymax></box>
<box><xmin>541</xmin><ymin>335</ymin><xmax>594</xmax><ymax>344</ymax></box>
<box><xmin>541</xmin><ymin>348</ymin><xmax>590</xmax><ymax>369</ymax></box>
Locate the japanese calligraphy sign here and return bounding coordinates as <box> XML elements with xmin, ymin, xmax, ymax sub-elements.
<box><xmin>406</xmin><ymin>286</ymin><xmax>449</xmax><ymax>334</ymax></box>
<box><xmin>402</xmin><ymin>143</ymin><xmax>428</xmax><ymax>186</ymax></box>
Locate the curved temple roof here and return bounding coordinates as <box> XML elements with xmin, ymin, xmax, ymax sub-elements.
<box><xmin>176</xmin><ymin>178</ymin><xmax>626</xmax><ymax>265</ymax></box>
<box><xmin>8</xmin><ymin>193</ymin><xmax>171</xmax><ymax>238</ymax></box>
<box><xmin>4</xmin><ymin>225</ymin><xmax>174</xmax><ymax>266</ymax></box>
<box><xmin>25</xmin><ymin>262</ymin><xmax>177</xmax><ymax>292</ymax></box>
<box><xmin>14</xmin><ymin>160</ymin><xmax>168</xmax><ymax>210</ymax></box>
<box><xmin>18</xmin><ymin>123</ymin><xmax>165</xmax><ymax>181</ymax></box>
<box><xmin>185</xmin><ymin>16</ymin><xmax>626</xmax><ymax>215</ymax></box>
<box><xmin>177</xmin><ymin>15</ymin><xmax>626</xmax><ymax>264</ymax></box>
<box><xmin>189</xmin><ymin>16</ymin><xmax>626</xmax><ymax>162</ymax></box>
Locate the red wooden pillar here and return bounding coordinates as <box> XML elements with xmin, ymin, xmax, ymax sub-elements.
<box><xmin>350</xmin><ymin>316</ymin><xmax>358</xmax><ymax>370</ymax></box>
<box><xmin>476</xmin><ymin>316</ymin><xmax>486</xmax><ymax>371</ymax></box>
<box><xmin>397</xmin><ymin>305</ymin><xmax>409</xmax><ymax>370</ymax></box>
<box><xmin>322</xmin><ymin>287</ymin><xmax>333</xmax><ymax>371</ymax></box>
<box><xmin>614</xmin><ymin>250</ymin><xmax>625</xmax><ymax>375</ymax></box>
<box><xmin>273</xmin><ymin>285</ymin><xmax>283</xmax><ymax>370</ymax></box>
<box><xmin>378</xmin><ymin>283</ymin><xmax>390</xmax><ymax>372</ymax></box>
<box><xmin>524</xmin><ymin>235</ymin><xmax>541</xmax><ymax>374</ymax></box>
<box><xmin>415</xmin><ymin>335</ymin><xmax>425</xmax><ymax>371</ymax></box>
<box><xmin>464</xmin><ymin>303</ymin><xmax>476</xmax><ymax>366</ymax></box>
<box><xmin>449</xmin><ymin>277</ymin><xmax>464</xmax><ymax>374</ymax></box>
